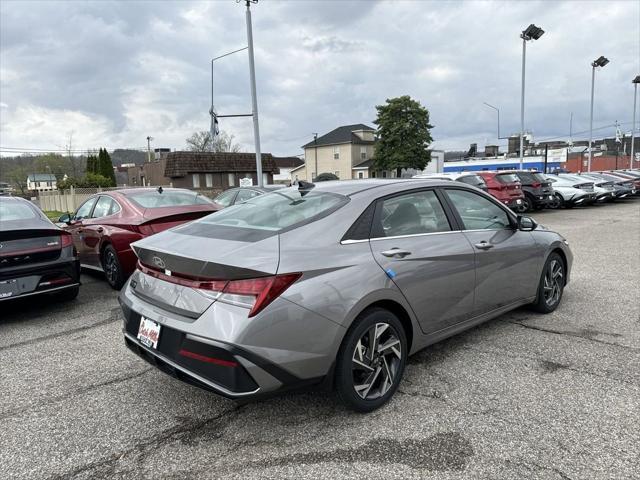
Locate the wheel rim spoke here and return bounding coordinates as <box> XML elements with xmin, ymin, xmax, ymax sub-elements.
<box><xmin>352</xmin><ymin>321</ymin><xmax>402</xmax><ymax>400</ymax></box>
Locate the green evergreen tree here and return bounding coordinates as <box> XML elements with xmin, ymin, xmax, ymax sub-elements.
<box><xmin>373</xmin><ymin>95</ymin><xmax>434</xmax><ymax>177</ymax></box>
<box><xmin>97</xmin><ymin>148</ymin><xmax>116</xmax><ymax>186</ymax></box>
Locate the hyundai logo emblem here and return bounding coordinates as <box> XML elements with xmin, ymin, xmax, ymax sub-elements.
<box><xmin>152</xmin><ymin>256</ymin><xmax>166</xmax><ymax>269</ymax></box>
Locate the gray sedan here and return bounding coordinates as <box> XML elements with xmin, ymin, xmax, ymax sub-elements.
<box><xmin>119</xmin><ymin>179</ymin><xmax>572</xmax><ymax>412</ymax></box>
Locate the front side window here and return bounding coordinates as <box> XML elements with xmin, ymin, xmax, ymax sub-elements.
<box><xmin>446</xmin><ymin>189</ymin><xmax>511</xmax><ymax>230</ymax></box>
<box><xmin>75</xmin><ymin>198</ymin><xmax>97</xmax><ymax>220</ymax></box>
<box><xmin>235</xmin><ymin>189</ymin><xmax>261</xmax><ymax>203</ymax></box>
<box><xmin>374</xmin><ymin>190</ymin><xmax>451</xmax><ymax>238</ymax></box>
<box><xmin>213</xmin><ymin>189</ymin><xmax>237</xmax><ymax>207</ymax></box>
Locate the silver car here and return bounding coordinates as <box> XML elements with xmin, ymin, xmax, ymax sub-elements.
<box><xmin>119</xmin><ymin>179</ymin><xmax>572</xmax><ymax>412</ymax></box>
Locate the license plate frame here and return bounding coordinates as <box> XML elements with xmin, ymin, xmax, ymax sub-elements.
<box><xmin>0</xmin><ymin>279</ymin><xmax>19</xmax><ymax>299</ymax></box>
<box><xmin>137</xmin><ymin>316</ymin><xmax>161</xmax><ymax>349</ymax></box>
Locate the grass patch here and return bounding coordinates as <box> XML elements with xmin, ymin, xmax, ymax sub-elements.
<box><xmin>44</xmin><ymin>211</ymin><xmax>67</xmax><ymax>221</ymax></box>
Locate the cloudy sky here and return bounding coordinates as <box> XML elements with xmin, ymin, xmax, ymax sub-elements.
<box><xmin>1</xmin><ymin>0</ymin><xmax>638</xmax><ymax>157</ymax></box>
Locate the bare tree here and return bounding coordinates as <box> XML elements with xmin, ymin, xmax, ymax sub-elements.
<box><xmin>185</xmin><ymin>131</ymin><xmax>241</xmax><ymax>153</ymax></box>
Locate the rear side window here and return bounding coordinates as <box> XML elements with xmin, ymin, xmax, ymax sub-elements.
<box><xmin>198</xmin><ymin>190</ymin><xmax>348</xmax><ymax>232</ymax></box>
<box><xmin>127</xmin><ymin>191</ymin><xmax>212</xmax><ymax>208</ymax></box>
<box><xmin>373</xmin><ymin>190</ymin><xmax>451</xmax><ymax>238</ymax></box>
<box><xmin>235</xmin><ymin>189</ymin><xmax>262</xmax><ymax>203</ymax></box>
<box><xmin>496</xmin><ymin>173</ymin><xmax>519</xmax><ymax>184</ymax></box>
<box><xmin>75</xmin><ymin>198</ymin><xmax>97</xmax><ymax>220</ymax></box>
<box><xmin>0</xmin><ymin>201</ymin><xmax>37</xmax><ymax>221</ymax></box>
<box><xmin>213</xmin><ymin>189</ymin><xmax>237</xmax><ymax>207</ymax></box>
<box><xmin>446</xmin><ymin>189</ymin><xmax>511</xmax><ymax>230</ymax></box>
<box><xmin>91</xmin><ymin>196</ymin><xmax>117</xmax><ymax>218</ymax></box>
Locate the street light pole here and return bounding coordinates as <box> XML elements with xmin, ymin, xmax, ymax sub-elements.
<box><xmin>483</xmin><ymin>102</ymin><xmax>505</xmax><ymax>140</ymax></box>
<box><xmin>518</xmin><ymin>24</ymin><xmax>544</xmax><ymax>170</ymax></box>
<box><xmin>631</xmin><ymin>75</ymin><xmax>640</xmax><ymax>169</ymax></box>
<box><xmin>245</xmin><ymin>0</ymin><xmax>263</xmax><ymax>187</ymax></box>
<box><xmin>588</xmin><ymin>56</ymin><xmax>609</xmax><ymax>172</ymax></box>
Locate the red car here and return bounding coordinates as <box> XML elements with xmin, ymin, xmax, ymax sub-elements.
<box><xmin>477</xmin><ymin>171</ymin><xmax>525</xmax><ymax>211</ymax></box>
<box><xmin>59</xmin><ymin>188</ymin><xmax>219</xmax><ymax>289</ymax></box>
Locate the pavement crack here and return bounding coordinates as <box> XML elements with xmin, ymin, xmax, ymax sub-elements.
<box><xmin>47</xmin><ymin>405</ymin><xmax>244</xmax><ymax>480</ymax></box>
<box><xmin>0</xmin><ymin>368</ymin><xmax>153</xmax><ymax>421</ymax></box>
<box><xmin>504</xmin><ymin>320</ymin><xmax>639</xmax><ymax>352</ymax></box>
<box><xmin>0</xmin><ymin>307</ymin><xmax>122</xmax><ymax>352</ymax></box>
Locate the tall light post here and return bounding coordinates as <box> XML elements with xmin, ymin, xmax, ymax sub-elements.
<box><xmin>519</xmin><ymin>24</ymin><xmax>545</xmax><ymax>169</ymax></box>
<box><xmin>587</xmin><ymin>55</ymin><xmax>609</xmax><ymax>172</ymax></box>
<box><xmin>244</xmin><ymin>0</ymin><xmax>263</xmax><ymax>186</ymax></box>
<box><xmin>631</xmin><ymin>75</ymin><xmax>640</xmax><ymax>169</ymax></box>
<box><xmin>483</xmin><ymin>102</ymin><xmax>508</xmax><ymax>140</ymax></box>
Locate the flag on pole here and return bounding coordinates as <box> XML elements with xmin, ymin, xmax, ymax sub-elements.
<box><xmin>209</xmin><ymin>107</ymin><xmax>219</xmax><ymax>151</ymax></box>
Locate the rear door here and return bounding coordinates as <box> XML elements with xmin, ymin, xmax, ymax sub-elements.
<box><xmin>442</xmin><ymin>188</ymin><xmax>541</xmax><ymax>313</ymax></box>
<box><xmin>369</xmin><ymin>188</ymin><xmax>476</xmax><ymax>334</ymax></box>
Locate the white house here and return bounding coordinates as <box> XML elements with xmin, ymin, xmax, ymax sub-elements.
<box><xmin>27</xmin><ymin>173</ymin><xmax>57</xmax><ymax>192</ymax></box>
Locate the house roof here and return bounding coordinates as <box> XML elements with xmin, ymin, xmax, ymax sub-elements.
<box><xmin>273</xmin><ymin>156</ymin><xmax>304</xmax><ymax>169</ymax></box>
<box><xmin>302</xmin><ymin>124</ymin><xmax>376</xmax><ymax>149</ymax></box>
<box><xmin>164</xmin><ymin>152</ymin><xmax>280</xmax><ymax>178</ymax></box>
<box><xmin>27</xmin><ymin>174</ymin><xmax>56</xmax><ymax>181</ymax></box>
<box><xmin>353</xmin><ymin>158</ymin><xmax>374</xmax><ymax>168</ymax></box>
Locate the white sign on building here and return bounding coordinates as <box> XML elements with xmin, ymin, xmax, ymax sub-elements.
<box><xmin>239</xmin><ymin>177</ymin><xmax>253</xmax><ymax>187</ymax></box>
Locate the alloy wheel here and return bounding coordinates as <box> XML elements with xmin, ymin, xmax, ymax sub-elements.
<box><xmin>352</xmin><ymin>322</ymin><xmax>402</xmax><ymax>400</ymax></box>
<box><xmin>104</xmin><ymin>250</ymin><xmax>119</xmax><ymax>285</ymax></box>
<box><xmin>543</xmin><ymin>259</ymin><xmax>563</xmax><ymax>307</ymax></box>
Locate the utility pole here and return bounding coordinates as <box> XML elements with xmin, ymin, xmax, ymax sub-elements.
<box><xmin>588</xmin><ymin>56</ymin><xmax>609</xmax><ymax>172</ymax></box>
<box><xmin>244</xmin><ymin>0</ymin><xmax>263</xmax><ymax>187</ymax></box>
<box><xmin>631</xmin><ymin>76</ymin><xmax>640</xmax><ymax>169</ymax></box>
<box><xmin>313</xmin><ymin>133</ymin><xmax>318</xmax><ymax>181</ymax></box>
<box><xmin>146</xmin><ymin>136</ymin><xmax>153</xmax><ymax>163</ymax></box>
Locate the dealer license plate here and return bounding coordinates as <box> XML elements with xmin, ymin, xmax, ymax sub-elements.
<box><xmin>0</xmin><ymin>279</ymin><xmax>19</xmax><ymax>299</ymax></box>
<box><xmin>137</xmin><ymin>316</ymin><xmax>161</xmax><ymax>349</ymax></box>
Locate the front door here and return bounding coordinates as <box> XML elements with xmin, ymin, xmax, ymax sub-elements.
<box><xmin>442</xmin><ymin>188</ymin><xmax>541</xmax><ymax>314</ymax></box>
<box><xmin>67</xmin><ymin>197</ymin><xmax>98</xmax><ymax>265</ymax></box>
<box><xmin>370</xmin><ymin>189</ymin><xmax>476</xmax><ymax>334</ymax></box>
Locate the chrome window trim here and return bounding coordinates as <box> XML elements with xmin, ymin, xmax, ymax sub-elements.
<box><xmin>341</xmin><ymin>229</ymin><xmax>463</xmax><ymax>245</ymax></box>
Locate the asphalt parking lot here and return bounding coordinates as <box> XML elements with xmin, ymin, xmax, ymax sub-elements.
<box><xmin>1</xmin><ymin>200</ymin><xmax>638</xmax><ymax>480</ymax></box>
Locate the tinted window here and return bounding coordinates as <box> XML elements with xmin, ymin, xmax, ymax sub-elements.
<box><xmin>376</xmin><ymin>190</ymin><xmax>450</xmax><ymax>237</ymax></box>
<box><xmin>75</xmin><ymin>198</ymin><xmax>97</xmax><ymax>220</ymax></box>
<box><xmin>458</xmin><ymin>175</ymin><xmax>486</xmax><ymax>188</ymax></box>
<box><xmin>235</xmin><ymin>189</ymin><xmax>261</xmax><ymax>203</ymax></box>
<box><xmin>446</xmin><ymin>189</ymin><xmax>511</xmax><ymax>230</ymax></box>
<box><xmin>495</xmin><ymin>173</ymin><xmax>519</xmax><ymax>184</ymax></box>
<box><xmin>0</xmin><ymin>201</ymin><xmax>37</xmax><ymax>221</ymax></box>
<box><xmin>516</xmin><ymin>172</ymin><xmax>534</xmax><ymax>183</ymax></box>
<box><xmin>198</xmin><ymin>190</ymin><xmax>347</xmax><ymax>232</ymax></box>
<box><xmin>213</xmin><ymin>189</ymin><xmax>237</xmax><ymax>207</ymax></box>
<box><xmin>531</xmin><ymin>173</ymin><xmax>547</xmax><ymax>183</ymax></box>
<box><xmin>127</xmin><ymin>191</ymin><xmax>212</xmax><ymax>208</ymax></box>
<box><xmin>91</xmin><ymin>196</ymin><xmax>115</xmax><ymax>218</ymax></box>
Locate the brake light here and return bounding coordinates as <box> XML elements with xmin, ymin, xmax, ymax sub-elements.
<box><xmin>138</xmin><ymin>225</ymin><xmax>155</xmax><ymax>236</ymax></box>
<box><xmin>221</xmin><ymin>273</ymin><xmax>302</xmax><ymax>317</ymax></box>
<box><xmin>137</xmin><ymin>262</ymin><xmax>228</xmax><ymax>291</ymax></box>
<box><xmin>60</xmin><ymin>234</ymin><xmax>73</xmax><ymax>248</ymax></box>
<box><xmin>531</xmin><ymin>182</ymin><xmax>541</xmax><ymax>188</ymax></box>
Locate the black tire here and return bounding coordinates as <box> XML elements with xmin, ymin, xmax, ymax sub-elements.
<box><xmin>335</xmin><ymin>308</ymin><xmax>407</xmax><ymax>412</ymax></box>
<box><xmin>530</xmin><ymin>252</ymin><xmax>565</xmax><ymax>313</ymax></box>
<box><xmin>102</xmin><ymin>244</ymin><xmax>125</xmax><ymax>290</ymax></box>
<box><xmin>522</xmin><ymin>195</ymin><xmax>534</xmax><ymax>212</ymax></box>
<box><xmin>548</xmin><ymin>194</ymin><xmax>561</xmax><ymax>209</ymax></box>
<box><xmin>55</xmin><ymin>285</ymin><xmax>79</xmax><ymax>302</ymax></box>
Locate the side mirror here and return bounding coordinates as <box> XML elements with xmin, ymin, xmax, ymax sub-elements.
<box><xmin>58</xmin><ymin>213</ymin><xmax>71</xmax><ymax>224</ymax></box>
<box><xmin>517</xmin><ymin>215</ymin><xmax>537</xmax><ymax>231</ymax></box>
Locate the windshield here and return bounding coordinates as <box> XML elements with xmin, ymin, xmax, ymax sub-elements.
<box><xmin>495</xmin><ymin>173</ymin><xmax>519</xmax><ymax>184</ymax></box>
<box><xmin>198</xmin><ymin>189</ymin><xmax>347</xmax><ymax>232</ymax></box>
<box><xmin>0</xmin><ymin>201</ymin><xmax>37</xmax><ymax>221</ymax></box>
<box><xmin>458</xmin><ymin>175</ymin><xmax>486</xmax><ymax>188</ymax></box>
<box><xmin>127</xmin><ymin>191</ymin><xmax>213</xmax><ymax>208</ymax></box>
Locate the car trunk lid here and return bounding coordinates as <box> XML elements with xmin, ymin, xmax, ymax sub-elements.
<box><xmin>136</xmin><ymin>205</ymin><xmax>219</xmax><ymax>235</ymax></box>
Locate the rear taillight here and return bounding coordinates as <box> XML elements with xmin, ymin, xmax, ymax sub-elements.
<box><xmin>61</xmin><ymin>234</ymin><xmax>73</xmax><ymax>248</ymax></box>
<box><xmin>137</xmin><ymin>225</ymin><xmax>155</xmax><ymax>236</ymax></box>
<box><xmin>221</xmin><ymin>273</ymin><xmax>302</xmax><ymax>317</ymax></box>
<box><xmin>137</xmin><ymin>262</ymin><xmax>228</xmax><ymax>291</ymax></box>
<box><xmin>531</xmin><ymin>182</ymin><xmax>541</xmax><ymax>188</ymax></box>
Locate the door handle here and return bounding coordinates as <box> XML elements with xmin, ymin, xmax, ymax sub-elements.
<box><xmin>474</xmin><ymin>241</ymin><xmax>494</xmax><ymax>250</ymax></box>
<box><xmin>96</xmin><ymin>227</ymin><xmax>104</xmax><ymax>233</ymax></box>
<box><xmin>381</xmin><ymin>249</ymin><xmax>412</xmax><ymax>258</ymax></box>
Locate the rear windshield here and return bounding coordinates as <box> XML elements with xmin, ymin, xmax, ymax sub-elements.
<box><xmin>0</xmin><ymin>201</ymin><xmax>37</xmax><ymax>221</ymax></box>
<box><xmin>531</xmin><ymin>173</ymin><xmax>547</xmax><ymax>183</ymax></box>
<box><xmin>495</xmin><ymin>173</ymin><xmax>520</xmax><ymax>184</ymax></box>
<box><xmin>127</xmin><ymin>191</ymin><xmax>213</xmax><ymax>208</ymax></box>
<box><xmin>458</xmin><ymin>175</ymin><xmax>486</xmax><ymax>187</ymax></box>
<box><xmin>197</xmin><ymin>189</ymin><xmax>347</xmax><ymax>232</ymax></box>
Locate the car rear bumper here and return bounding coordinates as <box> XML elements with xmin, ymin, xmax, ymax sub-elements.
<box><xmin>0</xmin><ymin>257</ymin><xmax>80</xmax><ymax>301</ymax></box>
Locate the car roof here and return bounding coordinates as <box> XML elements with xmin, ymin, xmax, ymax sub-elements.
<box><xmin>107</xmin><ymin>187</ymin><xmax>198</xmax><ymax>197</ymax></box>
<box><xmin>291</xmin><ymin>178</ymin><xmax>459</xmax><ymax>197</ymax></box>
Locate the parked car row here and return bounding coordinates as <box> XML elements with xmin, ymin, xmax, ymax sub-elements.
<box><xmin>414</xmin><ymin>169</ymin><xmax>640</xmax><ymax>212</ymax></box>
